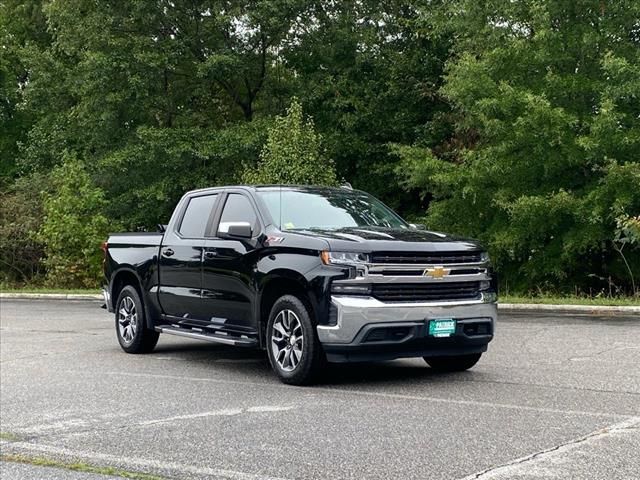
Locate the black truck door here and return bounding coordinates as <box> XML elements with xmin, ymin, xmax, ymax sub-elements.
<box><xmin>158</xmin><ymin>193</ymin><xmax>219</xmax><ymax>320</ymax></box>
<box><xmin>201</xmin><ymin>192</ymin><xmax>261</xmax><ymax>333</ymax></box>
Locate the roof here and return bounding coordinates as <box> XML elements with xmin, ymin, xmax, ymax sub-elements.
<box><xmin>185</xmin><ymin>184</ymin><xmax>358</xmax><ymax>196</ymax></box>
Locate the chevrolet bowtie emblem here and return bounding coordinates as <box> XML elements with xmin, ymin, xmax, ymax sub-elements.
<box><xmin>424</xmin><ymin>266</ymin><xmax>450</xmax><ymax>279</ymax></box>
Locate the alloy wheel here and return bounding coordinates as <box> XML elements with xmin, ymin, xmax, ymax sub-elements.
<box><xmin>118</xmin><ymin>296</ymin><xmax>138</xmax><ymax>345</ymax></box>
<box><xmin>271</xmin><ymin>309</ymin><xmax>304</xmax><ymax>372</ymax></box>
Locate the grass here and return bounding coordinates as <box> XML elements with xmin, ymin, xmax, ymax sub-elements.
<box><xmin>2</xmin><ymin>287</ymin><xmax>638</xmax><ymax>306</ymax></box>
<box><xmin>501</xmin><ymin>294</ymin><xmax>640</xmax><ymax>307</ymax></box>
<box><xmin>0</xmin><ymin>431</ymin><xmax>21</xmax><ymax>441</ymax></box>
<box><xmin>1</xmin><ymin>453</ymin><xmax>165</xmax><ymax>480</ymax></box>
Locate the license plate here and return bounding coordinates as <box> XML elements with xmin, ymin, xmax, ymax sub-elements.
<box><xmin>428</xmin><ymin>319</ymin><xmax>456</xmax><ymax>337</ymax></box>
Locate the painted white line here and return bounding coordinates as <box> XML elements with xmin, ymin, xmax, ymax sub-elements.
<box><xmin>136</xmin><ymin>406</ymin><xmax>293</xmax><ymax>426</ymax></box>
<box><xmin>247</xmin><ymin>406</ymin><xmax>294</xmax><ymax>413</ymax></box>
<box><xmin>138</xmin><ymin>408</ymin><xmax>243</xmax><ymax>426</ymax></box>
<box><xmin>1</xmin><ymin>441</ymin><xmax>291</xmax><ymax>480</ymax></box>
<box><xmin>148</xmin><ymin>355</ymin><xmax>188</xmax><ymax>361</ymax></box>
<box><xmin>99</xmin><ymin>371</ymin><xmax>632</xmax><ymax>420</ymax></box>
<box><xmin>458</xmin><ymin>416</ymin><xmax>640</xmax><ymax>479</ymax></box>
<box><xmin>321</xmin><ymin>387</ymin><xmax>634</xmax><ymax>419</ymax></box>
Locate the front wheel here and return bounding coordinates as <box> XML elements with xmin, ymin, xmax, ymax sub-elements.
<box><xmin>424</xmin><ymin>353</ymin><xmax>482</xmax><ymax>372</ymax></box>
<box><xmin>115</xmin><ymin>285</ymin><xmax>159</xmax><ymax>354</ymax></box>
<box><xmin>266</xmin><ymin>295</ymin><xmax>325</xmax><ymax>385</ymax></box>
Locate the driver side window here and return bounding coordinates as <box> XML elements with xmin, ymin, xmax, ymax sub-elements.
<box><xmin>217</xmin><ymin>194</ymin><xmax>258</xmax><ymax>236</ymax></box>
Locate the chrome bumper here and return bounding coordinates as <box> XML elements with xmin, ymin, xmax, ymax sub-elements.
<box><xmin>317</xmin><ymin>296</ymin><xmax>497</xmax><ymax>344</ymax></box>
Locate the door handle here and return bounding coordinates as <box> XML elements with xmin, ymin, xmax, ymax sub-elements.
<box><xmin>204</xmin><ymin>250</ymin><xmax>217</xmax><ymax>259</ymax></box>
<box><xmin>162</xmin><ymin>248</ymin><xmax>174</xmax><ymax>257</ymax></box>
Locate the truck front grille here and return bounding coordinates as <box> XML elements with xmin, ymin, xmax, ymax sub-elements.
<box><xmin>371</xmin><ymin>282</ymin><xmax>481</xmax><ymax>303</ymax></box>
<box><xmin>370</xmin><ymin>251</ymin><xmax>482</xmax><ymax>264</ymax></box>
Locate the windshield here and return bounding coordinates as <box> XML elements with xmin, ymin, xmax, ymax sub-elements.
<box><xmin>257</xmin><ymin>188</ymin><xmax>408</xmax><ymax>230</ymax></box>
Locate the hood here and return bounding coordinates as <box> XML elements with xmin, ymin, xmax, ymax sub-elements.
<box><xmin>284</xmin><ymin>227</ymin><xmax>483</xmax><ymax>253</ymax></box>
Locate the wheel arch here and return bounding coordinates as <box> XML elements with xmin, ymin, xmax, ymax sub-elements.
<box><xmin>110</xmin><ymin>268</ymin><xmax>154</xmax><ymax>329</ymax></box>
<box><xmin>257</xmin><ymin>271</ymin><xmax>317</xmax><ymax>348</ymax></box>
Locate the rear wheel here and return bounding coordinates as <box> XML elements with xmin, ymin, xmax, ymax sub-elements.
<box><xmin>424</xmin><ymin>353</ymin><xmax>482</xmax><ymax>372</ymax></box>
<box><xmin>266</xmin><ymin>295</ymin><xmax>325</xmax><ymax>385</ymax></box>
<box><xmin>115</xmin><ymin>285</ymin><xmax>159</xmax><ymax>354</ymax></box>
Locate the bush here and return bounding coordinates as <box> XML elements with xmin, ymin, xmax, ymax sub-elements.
<box><xmin>38</xmin><ymin>157</ymin><xmax>111</xmax><ymax>288</ymax></box>
<box><xmin>396</xmin><ymin>1</ymin><xmax>640</xmax><ymax>295</ymax></box>
<box><xmin>243</xmin><ymin>99</ymin><xmax>338</xmax><ymax>186</ymax></box>
<box><xmin>0</xmin><ymin>175</ymin><xmax>47</xmax><ymax>286</ymax></box>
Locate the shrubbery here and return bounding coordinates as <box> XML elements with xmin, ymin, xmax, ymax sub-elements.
<box><xmin>243</xmin><ymin>100</ymin><xmax>338</xmax><ymax>186</ymax></box>
<box><xmin>0</xmin><ymin>175</ymin><xmax>47</xmax><ymax>286</ymax></box>
<box><xmin>38</xmin><ymin>158</ymin><xmax>111</xmax><ymax>288</ymax></box>
<box><xmin>1</xmin><ymin>1</ymin><xmax>638</xmax><ymax>295</ymax></box>
<box><xmin>396</xmin><ymin>1</ymin><xmax>640</xmax><ymax>296</ymax></box>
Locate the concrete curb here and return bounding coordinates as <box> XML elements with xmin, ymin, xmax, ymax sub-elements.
<box><xmin>1</xmin><ymin>293</ymin><xmax>103</xmax><ymax>301</ymax></box>
<box><xmin>499</xmin><ymin>303</ymin><xmax>639</xmax><ymax>315</ymax></box>
<box><xmin>1</xmin><ymin>292</ymin><xmax>638</xmax><ymax>314</ymax></box>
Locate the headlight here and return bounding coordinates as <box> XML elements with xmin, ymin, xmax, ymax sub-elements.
<box><xmin>321</xmin><ymin>251</ymin><xmax>369</xmax><ymax>265</ymax></box>
<box><xmin>480</xmin><ymin>251</ymin><xmax>490</xmax><ymax>262</ymax></box>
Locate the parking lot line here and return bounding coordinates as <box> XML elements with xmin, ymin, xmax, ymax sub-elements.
<box><xmin>458</xmin><ymin>416</ymin><xmax>640</xmax><ymax>479</ymax></box>
<box><xmin>96</xmin><ymin>370</ymin><xmax>633</xmax><ymax>420</ymax></box>
<box><xmin>1</xmin><ymin>441</ymin><xmax>292</xmax><ymax>480</ymax></box>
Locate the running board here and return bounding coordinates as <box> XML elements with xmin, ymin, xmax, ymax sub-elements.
<box><xmin>155</xmin><ymin>327</ymin><xmax>257</xmax><ymax>347</ymax></box>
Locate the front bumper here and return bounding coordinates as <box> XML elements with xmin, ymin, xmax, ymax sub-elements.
<box><xmin>317</xmin><ymin>296</ymin><xmax>497</xmax><ymax>363</ymax></box>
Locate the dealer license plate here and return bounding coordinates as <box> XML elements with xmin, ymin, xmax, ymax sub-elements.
<box><xmin>428</xmin><ymin>319</ymin><xmax>456</xmax><ymax>337</ymax></box>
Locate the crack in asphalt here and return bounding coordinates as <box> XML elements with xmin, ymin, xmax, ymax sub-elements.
<box><xmin>434</xmin><ymin>373</ymin><xmax>640</xmax><ymax>397</ymax></box>
<box><xmin>566</xmin><ymin>344</ymin><xmax>640</xmax><ymax>363</ymax></box>
<box><xmin>94</xmin><ymin>370</ymin><xmax>634</xmax><ymax>420</ymax></box>
<box><xmin>460</xmin><ymin>416</ymin><xmax>640</xmax><ymax>479</ymax></box>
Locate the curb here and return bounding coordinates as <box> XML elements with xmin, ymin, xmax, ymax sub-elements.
<box><xmin>1</xmin><ymin>293</ymin><xmax>638</xmax><ymax>314</ymax></box>
<box><xmin>0</xmin><ymin>293</ymin><xmax>103</xmax><ymax>301</ymax></box>
<box><xmin>499</xmin><ymin>303</ymin><xmax>639</xmax><ymax>315</ymax></box>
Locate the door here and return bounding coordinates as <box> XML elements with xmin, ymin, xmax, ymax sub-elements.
<box><xmin>202</xmin><ymin>192</ymin><xmax>261</xmax><ymax>333</ymax></box>
<box><xmin>158</xmin><ymin>193</ymin><xmax>219</xmax><ymax>320</ymax></box>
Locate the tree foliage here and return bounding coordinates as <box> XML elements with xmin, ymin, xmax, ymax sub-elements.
<box><xmin>397</xmin><ymin>0</ymin><xmax>640</xmax><ymax>295</ymax></box>
<box><xmin>1</xmin><ymin>0</ymin><xmax>638</xmax><ymax>294</ymax></box>
<box><xmin>38</xmin><ymin>158</ymin><xmax>111</xmax><ymax>288</ymax></box>
<box><xmin>243</xmin><ymin>99</ymin><xmax>337</xmax><ymax>185</ymax></box>
<box><xmin>0</xmin><ymin>175</ymin><xmax>46</xmax><ymax>285</ymax></box>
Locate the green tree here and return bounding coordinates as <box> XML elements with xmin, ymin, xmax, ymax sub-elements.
<box><xmin>0</xmin><ymin>175</ymin><xmax>47</xmax><ymax>285</ymax></box>
<box><xmin>285</xmin><ymin>1</ymin><xmax>453</xmax><ymax>212</ymax></box>
<box><xmin>614</xmin><ymin>214</ymin><xmax>640</xmax><ymax>296</ymax></box>
<box><xmin>243</xmin><ymin>99</ymin><xmax>337</xmax><ymax>185</ymax></box>
<box><xmin>17</xmin><ymin>0</ymin><xmax>309</xmax><ymax>226</ymax></box>
<box><xmin>0</xmin><ymin>0</ymin><xmax>50</xmax><ymax>184</ymax></box>
<box><xmin>38</xmin><ymin>158</ymin><xmax>111</xmax><ymax>288</ymax></box>
<box><xmin>397</xmin><ymin>0</ymin><xmax>640</xmax><ymax>294</ymax></box>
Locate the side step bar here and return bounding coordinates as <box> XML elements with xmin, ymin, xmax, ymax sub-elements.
<box><xmin>155</xmin><ymin>327</ymin><xmax>257</xmax><ymax>347</ymax></box>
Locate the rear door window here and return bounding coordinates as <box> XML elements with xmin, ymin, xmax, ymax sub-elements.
<box><xmin>178</xmin><ymin>194</ymin><xmax>218</xmax><ymax>238</ymax></box>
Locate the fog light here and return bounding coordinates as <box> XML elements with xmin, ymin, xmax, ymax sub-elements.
<box><xmin>481</xmin><ymin>291</ymin><xmax>497</xmax><ymax>303</ymax></box>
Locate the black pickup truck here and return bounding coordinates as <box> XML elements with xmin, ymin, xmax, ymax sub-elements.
<box><xmin>103</xmin><ymin>185</ymin><xmax>497</xmax><ymax>384</ymax></box>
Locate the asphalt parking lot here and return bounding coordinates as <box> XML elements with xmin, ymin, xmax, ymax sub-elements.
<box><xmin>0</xmin><ymin>299</ymin><xmax>638</xmax><ymax>480</ymax></box>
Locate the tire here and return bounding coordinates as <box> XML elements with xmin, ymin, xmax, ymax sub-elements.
<box><xmin>424</xmin><ymin>353</ymin><xmax>482</xmax><ymax>372</ymax></box>
<box><xmin>115</xmin><ymin>285</ymin><xmax>159</xmax><ymax>354</ymax></box>
<box><xmin>266</xmin><ymin>295</ymin><xmax>325</xmax><ymax>385</ymax></box>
